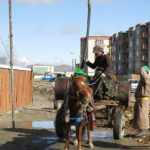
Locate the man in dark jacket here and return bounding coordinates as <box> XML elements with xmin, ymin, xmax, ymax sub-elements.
<box><xmin>85</xmin><ymin>45</ymin><xmax>117</xmax><ymax>100</ymax></box>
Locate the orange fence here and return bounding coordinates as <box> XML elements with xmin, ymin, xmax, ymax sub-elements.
<box><xmin>0</xmin><ymin>65</ymin><xmax>33</xmax><ymax>114</ymax></box>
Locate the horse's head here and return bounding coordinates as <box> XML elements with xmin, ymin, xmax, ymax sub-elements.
<box><xmin>71</xmin><ymin>75</ymin><xmax>93</xmax><ymax>104</ymax></box>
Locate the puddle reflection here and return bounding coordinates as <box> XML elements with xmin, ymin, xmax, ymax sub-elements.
<box><xmin>72</xmin><ymin>130</ymin><xmax>113</xmax><ymax>140</ymax></box>
<box><xmin>21</xmin><ymin>121</ymin><xmax>55</xmax><ymax>129</ymax></box>
<box><xmin>21</xmin><ymin>121</ymin><xmax>113</xmax><ymax>142</ymax></box>
<box><xmin>21</xmin><ymin>121</ymin><xmax>75</xmax><ymax>129</ymax></box>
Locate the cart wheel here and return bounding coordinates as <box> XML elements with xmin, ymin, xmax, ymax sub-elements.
<box><xmin>53</xmin><ymin>99</ymin><xmax>57</xmax><ymax>109</ymax></box>
<box><xmin>113</xmin><ymin>112</ymin><xmax>125</xmax><ymax>139</ymax></box>
<box><xmin>55</xmin><ymin>107</ymin><xmax>66</xmax><ymax>138</ymax></box>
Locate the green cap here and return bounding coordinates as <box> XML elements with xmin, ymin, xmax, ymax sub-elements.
<box><xmin>142</xmin><ymin>66</ymin><xmax>149</xmax><ymax>72</ymax></box>
<box><xmin>74</xmin><ymin>68</ymin><xmax>88</xmax><ymax>77</ymax></box>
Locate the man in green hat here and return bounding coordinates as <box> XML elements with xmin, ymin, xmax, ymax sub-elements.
<box><xmin>133</xmin><ymin>66</ymin><xmax>150</xmax><ymax>137</ymax></box>
<box><xmin>84</xmin><ymin>45</ymin><xmax>117</xmax><ymax>100</ymax></box>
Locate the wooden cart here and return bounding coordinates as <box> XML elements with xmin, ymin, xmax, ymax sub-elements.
<box><xmin>54</xmin><ymin>77</ymin><xmax>131</xmax><ymax>139</ymax></box>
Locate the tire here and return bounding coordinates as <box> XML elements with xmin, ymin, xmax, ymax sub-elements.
<box><xmin>113</xmin><ymin>112</ymin><xmax>125</xmax><ymax>139</ymax></box>
<box><xmin>54</xmin><ymin>107</ymin><xmax>66</xmax><ymax>138</ymax></box>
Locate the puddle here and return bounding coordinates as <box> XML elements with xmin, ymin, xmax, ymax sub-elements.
<box><xmin>32</xmin><ymin>121</ymin><xmax>54</xmax><ymax>128</ymax></box>
<box><xmin>90</xmin><ymin>130</ymin><xmax>113</xmax><ymax>140</ymax></box>
<box><xmin>21</xmin><ymin>121</ymin><xmax>75</xmax><ymax>129</ymax></box>
<box><xmin>21</xmin><ymin>121</ymin><xmax>113</xmax><ymax>144</ymax></box>
<box><xmin>20</xmin><ymin>121</ymin><xmax>55</xmax><ymax>129</ymax></box>
<box><xmin>72</xmin><ymin>129</ymin><xmax>113</xmax><ymax>141</ymax></box>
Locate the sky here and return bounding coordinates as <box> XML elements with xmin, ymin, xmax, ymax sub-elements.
<box><xmin>0</xmin><ymin>0</ymin><xmax>150</xmax><ymax>67</ymax></box>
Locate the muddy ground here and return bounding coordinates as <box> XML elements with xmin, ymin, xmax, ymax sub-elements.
<box><xmin>0</xmin><ymin>79</ymin><xmax>150</xmax><ymax>150</ymax></box>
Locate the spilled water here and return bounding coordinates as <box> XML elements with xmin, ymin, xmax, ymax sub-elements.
<box><xmin>20</xmin><ymin>120</ymin><xmax>75</xmax><ymax>129</ymax></box>
<box><xmin>20</xmin><ymin>121</ymin><xmax>114</xmax><ymax>149</ymax></box>
<box><xmin>71</xmin><ymin>129</ymin><xmax>113</xmax><ymax>141</ymax></box>
<box><xmin>20</xmin><ymin>121</ymin><xmax>55</xmax><ymax>129</ymax></box>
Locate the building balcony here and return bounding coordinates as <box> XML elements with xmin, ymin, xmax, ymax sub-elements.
<box><xmin>141</xmin><ymin>32</ymin><xmax>148</xmax><ymax>38</ymax></box>
<box><xmin>140</xmin><ymin>55</ymin><xmax>148</xmax><ymax>61</ymax></box>
<box><xmin>140</xmin><ymin>44</ymin><xmax>148</xmax><ymax>49</ymax></box>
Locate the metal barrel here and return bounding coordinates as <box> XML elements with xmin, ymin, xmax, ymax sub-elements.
<box><xmin>116</xmin><ymin>82</ymin><xmax>131</xmax><ymax>106</ymax></box>
<box><xmin>54</xmin><ymin>78</ymin><xmax>70</xmax><ymax>100</ymax></box>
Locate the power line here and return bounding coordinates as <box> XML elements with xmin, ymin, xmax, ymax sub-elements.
<box><xmin>0</xmin><ymin>36</ymin><xmax>10</xmax><ymax>58</ymax></box>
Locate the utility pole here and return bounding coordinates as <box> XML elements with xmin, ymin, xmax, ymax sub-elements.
<box><xmin>72</xmin><ymin>59</ymin><xmax>74</xmax><ymax>71</ymax></box>
<box><xmin>80</xmin><ymin>0</ymin><xmax>91</xmax><ymax>70</ymax></box>
<box><xmin>75</xmin><ymin>59</ymin><xmax>76</xmax><ymax>69</ymax></box>
<box><xmin>9</xmin><ymin>0</ymin><xmax>15</xmax><ymax>128</ymax></box>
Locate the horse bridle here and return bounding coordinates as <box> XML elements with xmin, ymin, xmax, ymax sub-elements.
<box><xmin>72</xmin><ymin>82</ymin><xmax>96</xmax><ymax>114</ymax></box>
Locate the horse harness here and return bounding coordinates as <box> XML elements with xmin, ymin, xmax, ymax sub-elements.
<box><xmin>65</xmin><ymin>78</ymin><xmax>95</xmax><ymax>123</ymax></box>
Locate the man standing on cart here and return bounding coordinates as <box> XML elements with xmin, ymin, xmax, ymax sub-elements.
<box><xmin>134</xmin><ymin>66</ymin><xmax>150</xmax><ymax>137</ymax></box>
<box><xmin>84</xmin><ymin>45</ymin><xmax>117</xmax><ymax>100</ymax></box>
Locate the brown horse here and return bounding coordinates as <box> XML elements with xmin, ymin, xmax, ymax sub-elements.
<box><xmin>64</xmin><ymin>75</ymin><xmax>95</xmax><ymax>150</ymax></box>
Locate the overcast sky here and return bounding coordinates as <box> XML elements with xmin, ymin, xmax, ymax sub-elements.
<box><xmin>0</xmin><ymin>0</ymin><xmax>150</xmax><ymax>66</ymax></box>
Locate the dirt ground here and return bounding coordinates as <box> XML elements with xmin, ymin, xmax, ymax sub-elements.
<box><xmin>0</xmin><ymin>79</ymin><xmax>150</xmax><ymax>150</ymax></box>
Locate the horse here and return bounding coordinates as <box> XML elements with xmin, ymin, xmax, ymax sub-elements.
<box><xmin>64</xmin><ymin>75</ymin><xmax>95</xmax><ymax>150</ymax></box>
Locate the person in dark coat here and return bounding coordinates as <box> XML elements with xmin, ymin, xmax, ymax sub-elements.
<box><xmin>85</xmin><ymin>45</ymin><xmax>117</xmax><ymax>100</ymax></box>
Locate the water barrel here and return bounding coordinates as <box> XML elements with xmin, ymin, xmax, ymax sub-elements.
<box><xmin>54</xmin><ymin>77</ymin><xmax>70</xmax><ymax>100</ymax></box>
<box><xmin>116</xmin><ymin>82</ymin><xmax>131</xmax><ymax>106</ymax></box>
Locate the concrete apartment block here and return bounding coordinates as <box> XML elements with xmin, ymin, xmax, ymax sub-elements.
<box><xmin>112</xmin><ymin>22</ymin><xmax>150</xmax><ymax>79</ymax></box>
<box><xmin>80</xmin><ymin>36</ymin><xmax>111</xmax><ymax>76</ymax></box>
<box><xmin>112</xmin><ymin>31</ymin><xmax>129</xmax><ymax>75</ymax></box>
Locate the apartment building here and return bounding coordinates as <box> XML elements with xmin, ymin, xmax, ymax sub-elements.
<box><xmin>80</xmin><ymin>36</ymin><xmax>111</xmax><ymax>76</ymax></box>
<box><xmin>112</xmin><ymin>31</ymin><xmax>129</xmax><ymax>75</ymax></box>
<box><xmin>112</xmin><ymin>22</ymin><xmax>150</xmax><ymax>79</ymax></box>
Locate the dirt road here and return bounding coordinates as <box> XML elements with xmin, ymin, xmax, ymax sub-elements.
<box><xmin>0</xmin><ymin>80</ymin><xmax>149</xmax><ymax>150</ymax></box>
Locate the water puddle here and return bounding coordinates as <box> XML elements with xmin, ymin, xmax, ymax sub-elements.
<box><xmin>20</xmin><ymin>121</ymin><xmax>75</xmax><ymax>129</ymax></box>
<box><xmin>21</xmin><ymin>121</ymin><xmax>113</xmax><ymax>148</ymax></box>
<box><xmin>71</xmin><ymin>129</ymin><xmax>113</xmax><ymax>141</ymax></box>
<box><xmin>90</xmin><ymin>130</ymin><xmax>113</xmax><ymax>140</ymax></box>
<box><xmin>20</xmin><ymin>121</ymin><xmax>55</xmax><ymax>129</ymax></box>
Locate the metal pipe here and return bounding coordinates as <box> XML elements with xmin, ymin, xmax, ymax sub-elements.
<box><xmin>75</xmin><ymin>59</ymin><xmax>76</xmax><ymax>69</ymax></box>
<box><xmin>9</xmin><ymin>0</ymin><xmax>15</xmax><ymax>129</ymax></box>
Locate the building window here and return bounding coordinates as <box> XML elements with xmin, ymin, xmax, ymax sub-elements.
<box><xmin>129</xmin><ymin>63</ymin><xmax>132</xmax><ymax>69</ymax></box>
<box><xmin>136</xmin><ymin>28</ymin><xmax>139</xmax><ymax>35</ymax></box>
<box><xmin>129</xmin><ymin>41</ymin><xmax>132</xmax><ymax>47</ymax></box>
<box><xmin>95</xmin><ymin>40</ymin><xmax>104</xmax><ymax>45</ymax></box>
<box><xmin>136</xmin><ymin>63</ymin><xmax>139</xmax><ymax>68</ymax></box>
<box><xmin>129</xmin><ymin>52</ymin><xmax>132</xmax><ymax>58</ymax></box>
<box><xmin>137</xmin><ymin>50</ymin><xmax>138</xmax><ymax>56</ymax></box>
<box><xmin>119</xmin><ymin>54</ymin><xmax>121</xmax><ymax>60</ymax></box>
<box><xmin>130</xmin><ymin>31</ymin><xmax>132</xmax><ymax>37</ymax></box>
<box><xmin>114</xmin><ymin>47</ymin><xmax>116</xmax><ymax>52</ymax></box>
<box><xmin>114</xmin><ymin>66</ymin><xmax>116</xmax><ymax>71</ymax></box>
<box><xmin>136</xmin><ymin>39</ymin><xmax>139</xmax><ymax>46</ymax></box>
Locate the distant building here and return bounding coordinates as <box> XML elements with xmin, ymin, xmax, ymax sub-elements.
<box><xmin>112</xmin><ymin>22</ymin><xmax>150</xmax><ymax>79</ymax></box>
<box><xmin>55</xmin><ymin>70</ymin><xmax>74</xmax><ymax>77</ymax></box>
<box><xmin>80</xmin><ymin>36</ymin><xmax>111</xmax><ymax>76</ymax></box>
<box><xmin>32</xmin><ymin>65</ymin><xmax>54</xmax><ymax>79</ymax></box>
